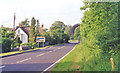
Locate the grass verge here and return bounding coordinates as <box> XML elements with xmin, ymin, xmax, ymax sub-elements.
<box><xmin>51</xmin><ymin>43</ymin><xmax>119</xmax><ymax>71</ymax></box>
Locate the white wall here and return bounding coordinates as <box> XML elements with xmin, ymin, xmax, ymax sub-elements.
<box><xmin>15</xmin><ymin>28</ymin><xmax>28</xmax><ymax>43</ymax></box>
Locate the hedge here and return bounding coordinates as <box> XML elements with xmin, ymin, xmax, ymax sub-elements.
<box><xmin>21</xmin><ymin>42</ymin><xmax>38</xmax><ymax>49</ymax></box>
<box><xmin>2</xmin><ymin>38</ymin><xmax>11</xmax><ymax>52</ymax></box>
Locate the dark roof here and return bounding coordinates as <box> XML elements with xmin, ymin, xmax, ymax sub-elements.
<box><xmin>15</xmin><ymin>26</ymin><xmax>45</xmax><ymax>36</ymax></box>
<box><xmin>15</xmin><ymin>27</ymin><xmax>30</xmax><ymax>36</ymax></box>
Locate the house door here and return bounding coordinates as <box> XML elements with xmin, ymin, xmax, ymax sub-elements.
<box><xmin>21</xmin><ymin>34</ymin><xmax>23</xmax><ymax>43</ymax></box>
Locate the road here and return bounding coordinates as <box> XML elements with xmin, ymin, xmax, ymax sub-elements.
<box><xmin>1</xmin><ymin>43</ymin><xmax>77</xmax><ymax>72</ymax></box>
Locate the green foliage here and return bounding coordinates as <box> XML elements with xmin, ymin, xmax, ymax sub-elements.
<box><xmin>50</xmin><ymin>29</ymin><xmax>64</xmax><ymax>44</ymax></box>
<box><xmin>63</xmin><ymin>33</ymin><xmax>69</xmax><ymax>43</ymax></box>
<box><xmin>52</xmin><ymin>2</ymin><xmax>119</xmax><ymax>71</ymax></box>
<box><xmin>2</xmin><ymin>38</ymin><xmax>11</xmax><ymax>52</ymax></box>
<box><xmin>78</xmin><ymin>2</ymin><xmax>119</xmax><ymax>71</ymax></box>
<box><xmin>12</xmin><ymin>43</ymin><xmax>20</xmax><ymax>48</ymax></box>
<box><xmin>64</xmin><ymin>25</ymin><xmax>72</xmax><ymax>35</ymax></box>
<box><xmin>29</xmin><ymin>17</ymin><xmax>36</xmax><ymax>43</ymax></box>
<box><xmin>49</xmin><ymin>21</ymin><xmax>70</xmax><ymax>45</ymax></box>
<box><xmin>11</xmin><ymin>37</ymin><xmax>22</xmax><ymax>49</ymax></box>
<box><xmin>20</xmin><ymin>18</ymin><xmax>30</xmax><ymax>27</ymax></box>
<box><xmin>22</xmin><ymin>42</ymin><xmax>32</xmax><ymax>48</ymax></box>
<box><xmin>80</xmin><ymin>2</ymin><xmax>118</xmax><ymax>51</ymax></box>
<box><xmin>52</xmin><ymin>43</ymin><xmax>118</xmax><ymax>71</ymax></box>
<box><xmin>21</xmin><ymin>42</ymin><xmax>38</xmax><ymax>49</ymax></box>
<box><xmin>32</xmin><ymin>42</ymin><xmax>38</xmax><ymax>48</ymax></box>
<box><xmin>74</xmin><ymin>26</ymin><xmax>80</xmax><ymax>40</ymax></box>
<box><xmin>70</xmin><ymin>34</ymin><xmax>74</xmax><ymax>40</ymax></box>
<box><xmin>36</xmin><ymin>19</ymin><xmax>41</xmax><ymax>36</ymax></box>
<box><xmin>1</xmin><ymin>27</ymin><xmax>15</xmax><ymax>39</ymax></box>
<box><xmin>13</xmin><ymin>37</ymin><xmax>22</xmax><ymax>43</ymax></box>
<box><xmin>43</xmin><ymin>32</ymin><xmax>50</xmax><ymax>43</ymax></box>
<box><xmin>50</xmin><ymin>21</ymin><xmax>65</xmax><ymax>31</ymax></box>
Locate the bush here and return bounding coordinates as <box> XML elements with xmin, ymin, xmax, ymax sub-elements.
<box><xmin>14</xmin><ymin>43</ymin><xmax>20</xmax><ymax>47</ymax></box>
<box><xmin>21</xmin><ymin>42</ymin><xmax>38</xmax><ymax>49</ymax></box>
<box><xmin>14</xmin><ymin>37</ymin><xmax>22</xmax><ymax>43</ymax></box>
<box><xmin>2</xmin><ymin>38</ymin><xmax>11</xmax><ymax>52</ymax></box>
<box><xmin>63</xmin><ymin>34</ymin><xmax>70</xmax><ymax>43</ymax></box>
<box><xmin>32</xmin><ymin>42</ymin><xmax>38</xmax><ymax>48</ymax></box>
<box><xmin>21</xmin><ymin>43</ymin><xmax>28</xmax><ymax>46</ymax></box>
<box><xmin>22</xmin><ymin>42</ymin><xmax>32</xmax><ymax>48</ymax></box>
<box><xmin>49</xmin><ymin>38</ymin><xmax>56</xmax><ymax>45</ymax></box>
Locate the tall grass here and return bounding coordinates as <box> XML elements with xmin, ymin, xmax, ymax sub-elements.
<box><xmin>52</xmin><ymin>42</ymin><xmax>119</xmax><ymax>71</ymax></box>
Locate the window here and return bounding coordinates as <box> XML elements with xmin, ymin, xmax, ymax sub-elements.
<box><xmin>18</xmin><ymin>30</ymin><xmax>20</xmax><ymax>34</ymax></box>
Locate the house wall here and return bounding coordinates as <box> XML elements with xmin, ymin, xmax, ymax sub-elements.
<box><xmin>15</xmin><ymin>28</ymin><xmax>28</xmax><ymax>43</ymax></box>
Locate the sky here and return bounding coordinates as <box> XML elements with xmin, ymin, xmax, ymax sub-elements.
<box><xmin>0</xmin><ymin>0</ymin><xmax>85</xmax><ymax>29</ymax></box>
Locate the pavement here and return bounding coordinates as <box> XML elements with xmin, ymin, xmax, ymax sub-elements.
<box><xmin>1</xmin><ymin>42</ymin><xmax>77</xmax><ymax>72</ymax></box>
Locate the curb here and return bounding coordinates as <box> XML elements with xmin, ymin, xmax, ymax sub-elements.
<box><xmin>1</xmin><ymin>46</ymin><xmax>51</xmax><ymax>58</ymax></box>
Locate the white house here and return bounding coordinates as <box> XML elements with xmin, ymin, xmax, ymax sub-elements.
<box><xmin>15</xmin><ymin>27</ymin><xmax>29</xmax><ymax>43</ymax></box>
<box><xmin>15</xmin><ymin>24</ymin><xmax>44</xmax><ymax>44</ymax></box>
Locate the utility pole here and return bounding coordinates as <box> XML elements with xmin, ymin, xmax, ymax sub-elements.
<box><xmin>13</xmin><ymin>13</ymin><xmax>16</xmax><ymax>30</ymax></box>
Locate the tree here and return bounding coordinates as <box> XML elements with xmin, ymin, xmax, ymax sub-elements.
<box><xmin>50</xmin><ymin>29</ymin><xmax>63</xmax><ymax>44</ymax></box>
<box><xmin>50</xmin><ymin>21</ymin><xmax>65</xmax><ymax>31</ymax></box>
<box><xmin>74</xmin><ymin>26</ymin><xmax>80</xmax><ymax>40</ymax></box>
<box><xmin>1</xmin><ymin>27</ymin><xmax>15</xmax><ymax>39</ymax></box>
<box><xmin>64</xmin><ymin>25</ymin><xmax>72</xmax><ymax>35</ymax></box>
<box><xmin>20</xmin><ymin>18</ymin><xmax>29</xmax><ymax>27</ymax></box>
<box><xmin>43</xmin><ymin>31</ymin><xmax>50</xmax><ymax>43</ymax></box>
<box><xmin>49</xmin><ymin>21</ymin><xmax>70</xmax><ymax>44</ymax></box>
<box><xmin>69</xmin><ymin>24</ymin><xmax>79</xmax><ymax>36</ymax></box>
<box><xmin>63</xmin><ymin>33</ymin><xmax>69</xmax><ymax>43</ymax></box>
<box><xmin>29</xmin><ymin>17</ymin><xmax>36</xmax><ymax>43</ymax></box>
<box><xmin>36</xmin><ymin>19</ymin><xmax>41</xmax><ymax>37</ymax></box>
<box><xmin>80</xmin><ymin>2</ymin><xmax>118</xmax><ymax>51</ymax></box>
<box><xmin>72</xmin><ymin>2</ymin><xmax>119</xmax><ymax>71</ymax></box>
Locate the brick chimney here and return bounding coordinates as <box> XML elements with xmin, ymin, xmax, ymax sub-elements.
<box><xmin>19</xmin><ymin>23</ymin><xmax>22</xmax><ymax>27</ymax></box>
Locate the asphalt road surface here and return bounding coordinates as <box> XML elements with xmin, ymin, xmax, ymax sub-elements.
<box><xmin>1</xmin><ymin>43</ymin><xmax>77</xmax><ymax>72</ymax></box>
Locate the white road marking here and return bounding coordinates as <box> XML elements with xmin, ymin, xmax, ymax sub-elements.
<box><xmin>57</xmin><ymin>48</ymin><xmax>61</xmax><ymax>49</ymax></box>
<box><xmin>53</xmin><ymin>50</ymin><xmax>56</xmax><ymax>51</ymax></box>
<box><xmin>0</xmin><ymin>66</ymin><xmax>5</xmax><ymax>68</ymax></box>
<box><xmin>42</xmin><ymin>44</ymin><xmax>77</xmax><ymax>72</ymax></box>
<box><xmin>16</xmin><ymin>58</ymin><xmax>31</xmax><ymax>63</ymax></box>
<box><xmin>47</xmin><ymin>51</ymin><xmax>53</xmax><ymax>53</ymax></box>
<box><xmin>36</xmin><ymin>53</ymin><xmax>45</xmax><ymax>57</ymax></box>
<box><xmin>57</xmin><ymin>46</ymin><xmax>65</xmax><ymax>49</ymax></box>
<box><xmin>61</xmin><ymin>46</ymin><xmax>65</xmax><ymax>48</ymax></box>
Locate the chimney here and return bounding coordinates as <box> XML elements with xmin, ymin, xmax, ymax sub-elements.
<box><xmin>41</xmin><ymin>24</ymin><xmax>43</xmax><ymax>28</ymax></box>
<box><xmin>19</xmin><ymin>23</ymin><xmax>22</xmax><ymax>27</ymax></box>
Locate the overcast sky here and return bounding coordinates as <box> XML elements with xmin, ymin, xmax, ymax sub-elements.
<box><xmin>0</xmin><ymin>0</ymin><xmax>84</xmax><ymax>29</ymax></box>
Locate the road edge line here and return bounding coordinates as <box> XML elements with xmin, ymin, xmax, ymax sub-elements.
<box><xmin>0</xmin><ymin>66</ymin><xmax>5</xmax><ymax>69</ymax></box>
<box><xmin>42</xmin><ymin>44</ymin><xmax>77</xmax><ymax>72</ymax></box>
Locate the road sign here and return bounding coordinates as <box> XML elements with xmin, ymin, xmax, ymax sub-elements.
<box><xmin>36</xmin><ymin>37</ymin><xmax>45</xmax><ymax>42</ymax></box>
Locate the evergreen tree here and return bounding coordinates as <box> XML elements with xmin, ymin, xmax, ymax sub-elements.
<box><xmin>36</xmin><ymin>19</ymin><xmax>40</xmax><ymax>37</ymax></box>
<box><xmin>29</xmin><ymin>17</ymin><xmax>36</xmax><ymax>43</ymax></box>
